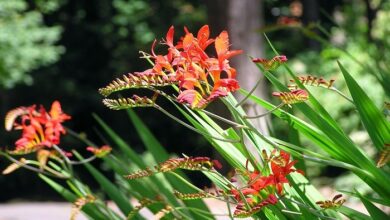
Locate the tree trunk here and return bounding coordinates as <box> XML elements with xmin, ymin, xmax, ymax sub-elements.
<box><xmin>206</xmin><ymin>0</ymin><xmax>269</xmax><ymax>135</ymax></box>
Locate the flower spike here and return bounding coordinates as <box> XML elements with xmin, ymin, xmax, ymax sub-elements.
<box><xmin>99</xmin><ymin>73</ymin><xmax>176</xmax><ymax>97</ymax></box>
<box><xmin>377</xmin><ymin>143</ymin><xmax>390</xmax><ymax>168</ymax></box>
<box><xmin>316</xmin><ymin>194</ymin><xmax>345</xmax><ymax>209</ymax></box>
<box><xmin>127</xmin><ymin>197</ymin><xmax>161</xmax><ymax>220</ymax></box>
<box><xmin>71</xmin><ymin>195</ymin><xmax>96</xmax><ymax>220</ymax></box>
<box><xmin>124</xmin><ymin>167</ymin><xmax>154</xmax><ymax>180</ymax></box>
<box><xmin>272</xmin><ymin>89</ymin><xmax>309</xmax><ymax>106</ymax></box>
<box><xmin>287</xmin><ymin>75</ymin><xmax>335</xmax><ymax>90</ymax></box>
<box><xmin>102</xmin><ymin>95</ymin><xmax>155</xmax><ymax>110</ymax></box>
<box><xmin>173</xmin><ymin>190</ymin><xmax>214</xmax><ymax>200</ymax></box>
<box><xmin>5</xmin><ymin>107</ymin><xmax>29</xmax><ymax>131</ymax></box>
<box><xmin>252</xmin><ymin>55</ymin><xmax>287</xmax><ymax>71</ymax></box>
<box><xmin>124</xmin><ymin>157</ymin><xmax>221</xmax><ymax>180</ymax></box>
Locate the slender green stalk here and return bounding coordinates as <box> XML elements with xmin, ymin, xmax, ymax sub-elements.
<box><xmin>0</xmin><ymin>152</ymin><xmax>69</xmax><ymax>178</ymax></box>
<box><xmin>52</xmin><ymin>144</ymin><xmax>73</xmax><ymax>174</ymax></box>
<box><xmin>155</xmin><ymin>105</ymin><xmax>240</xmax><ymax>143</ymax></box>
<box><xmin>245</xmin><ymin>103</ymin><xmax>284</xmax><ymax>119</ymax></box>
<box><xmin>201</xmin><ymin>109</ymin><xmax>249</xmax><ymax>129</ymax></box>
<box><xmin>236</xmin><ymin>77</ymin><xmax>263</xmax><ymax>107</ymax></box>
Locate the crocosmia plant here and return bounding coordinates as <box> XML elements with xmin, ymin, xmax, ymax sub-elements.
<box><xmin>100</xmin><ymin>25</ymin><xmax>242</xmax><ymax>109</ymax></box>
<box><xmin>1</xmin><ymin>24</ymin><xmax>390</xmax><ymax>220</ymax></box>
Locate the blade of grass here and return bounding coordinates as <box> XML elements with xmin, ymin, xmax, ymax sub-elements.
<box><xmin>356</xmin><ymin>190</ymin><xmax>389</xmax><ymax>220</ymax></box>
<box><xmin>338</xmin><ymin>61</ymin><xmax>390</xmax><ymax>151</ymax></box>
<box><xmin>39</xmin><ymin>174</ymin><xmax>111</xmax><ymax>220</ymax></box>
<box><xmin>126</xmin><ymin>109</ymin><xmax>213</xmax><ymax>219</ymax></box>
<box><xmin>72</xmin><ymin>151</ymin><xmax>139</xmax><ymax>219</ymax></box>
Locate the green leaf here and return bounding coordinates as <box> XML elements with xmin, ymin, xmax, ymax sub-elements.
<box><xmin>356</xmin><ymin>190</ymin><xmax>389</xmax><ymax>220</ymax></box>
<box><xmin>126</xmin><ymin>109</ymin><xmax>213</xmax><ymax>219</ymax></box>
<box><xmin>93</xmin><ymin>114</ymin><xmax>145</xmax><ymax>168</ymax></box>
<box><xmin>338</xmin><ymin>61</ymin><xmax>390</xmax><ymax>151</ymax></box>
<box><xmin>339</xmin><ymin>206</ymin><xmax>371</xmax><ymax>220</ymax></box>
<box><xmin>73</xmin><ymin>151</ymin><xmax>139</xmax><ymax>219</ymax></box>
<box><xmin>39</xmin><ymin>174</ymin><xmax>108</xmax><ymax>220</ymax></box>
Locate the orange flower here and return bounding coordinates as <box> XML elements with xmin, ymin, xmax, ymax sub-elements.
<box><xmin>86</xmin><ymin>145</ymin><xmax>112</xmax><ymax>158</ymax></box>
<box><xmin>148</xmin><ymin>25</ymin><xmax>242</xmax><ymax>109</ymax></box>
<box><xmin>230</xmin><ymin>150</ymin><xmax>303</xmax><ymax>217</ymax></box>
<box><xmin>5</xmin><ymin>101</ymin><xmax>71</xmax><ymax>155</ymax></box>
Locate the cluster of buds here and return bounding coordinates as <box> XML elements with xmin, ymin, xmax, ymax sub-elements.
<box><xmin>230</xmin><ymin>150</ymin><xmax>303</xmax><ymax>218</ymax></box>
<box><xmin>100</xmin><ymin>25</ymin><xmax>242</xmax><ymax>110</ymax></box>
<box><xmin>272</xmin><ymin>89</ymin><xmax>309</xmax><ymax>106</ymax></box>
<box><xmin>125</xmin><ymin>156</ymin><xmax>222</xmax><ymax>180</ymax></box>
<box><xmin>377</xmin><ymin>143</ymin><xmax>390</xmax><ymax>168</ymax></box>
<box><xmin>173</xmin><ymin>190</ymin><xmax>215</xmax><ymax>200</ymax></box>
<box><xmin>71</xmin><ymin>195</ymin><xmax>96</xmax><ymax>220</ymax></box>
<box><xmin>316</xmin><ymin>194</ymin><xmax>345</xmax><ymax>209</ymax></box>
<box><xmin>288</xmin><ymin>75</ymin><xmax>335</xmax><ymax>90</ymax></box>
<box><xmin>127</xmin><ymin>197</ymin><xmax>162</xmax><ymax>219</ymax></box>
<box><xmin>99</xmin><ymin>72</ymin><xmax>177</xmax><ymax>97</ymax></box>
<box><xmin>86</xmin><ymin>145</ymin><xmax>112</xmax><ymax>158</ymax></box>
<box><xmin>102</xmin><ymin>95</ymin><xmax>155</xmax><ymax>110</ymax></box>
<box><xmin>252</xmin><ymin>55</ymin><xmax>288</xmax><ymax>71</ymax></box>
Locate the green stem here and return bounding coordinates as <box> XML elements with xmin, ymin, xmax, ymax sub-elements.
<box><xmin>0</xmin><ymin>152</ymin><xmax>69</xmax><ymax>179</ymax></box>
<box><xmin>155</xmin><ymin>105</ymin><xmax>240</xmax><ymax>143</ymax></box>
<box><xmin>329</xmin><ymin>87</ymin><xmax>354</xmax><ymax>104</ymax></box>
<box><xmin>52</xmin><ymin>144</ymin><xmax>73</xmax><ymax>174</ymax></box>
<box><xmin>235</xmin><ymin>77</ymin><xmax>263</xmax><ymax>107</ymax></box>
<box><xmin>244</xmin><ymin>103</ymin><xmax>284</xmax><ymax>119</ymax></box>
<box><xmin>200</xmin><ymin>109</ymin><xmax>249</xmax><ymax>129</ymax></box>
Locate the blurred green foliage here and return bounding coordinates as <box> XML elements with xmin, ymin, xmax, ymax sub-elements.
<box><xmin>0</xmin><ymin>0</ymin><xmax>63</xmax><ymax>88</ymax></box>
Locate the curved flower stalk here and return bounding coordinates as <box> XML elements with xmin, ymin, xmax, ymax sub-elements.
<box><xmin>252</xmin><ymin>55</ymin><xmax>288</xmax><ymax>71</ymax></box>
<box><xmin>127</xmin><ymin>197</ymin><xmax>163</xmax><ymax>220</ymax></box>
<box><xmin>287</xmin><ymin>75</ymin><xmax>335</xmax><ymax>90</ymax></box>
<box><xmin>316</xmin><ymin>194</ymin><xmax>346</xmax><ymax>210</ymax></box>
<box><xmin>236</xmin><ymin>55</ymin><xmax>287</xmax><ymax>107</ymax></box>
<box><xmin>245</xmin><ymin>89</ymin><xmax>309</xmax><ymax>119</ymax></box>
<box><xmin>376</xmin><ymin>143</ymin><xmax>390</xmax><ymax>168</ymax></box>
<box><xmin>288</xmin><ymin>75</ymin><xmax>353</xmax><ymax>103</ymax></box>
<box><xmin>71</xmin><ymin>195</ymin><xmax>96</xmax><ymax>220</ymax></box>
<box><xmin>100</xmin><ymin>25</ymin><xmax>242</xmax><ymax>110</ymax></box>
<box><xmin>99</xmin><ymin>73</ymin><xmax>178</xmax><ymax>97</ymax></box>
<box><xmin>125</xmin><ymin>156</ymin><xmax>222</xmax><ymax>180</ymax></box>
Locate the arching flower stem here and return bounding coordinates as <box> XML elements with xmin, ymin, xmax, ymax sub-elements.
<box><xmin>154</xmin><ymin>105</ymin><xmax>240</xmax><ymax>143</ymax></box>
<box><xmin>52</xmin><ymin>144</ymin><xmax>73</xmax><ymax>174</ymax></box>
<box><xmin>235</xmin><ymin>77</ymin><xmax>263</xmax><ymax>107</ymax></box>
<box><xmin>0</xmin><ymin>151</ymin><xmax>69</xmax><ymax>179</ymax></box>
<box><xmin>200</xmin><ymin>109</ymin><xmax>249</xmax><ymax>129</ymax></box>
<box><xmin>244</xmin><ymin>103</ymin><xmax>285</xmax><ymax>119</ymax></box>
<box><xmin>329</xmin><ymin>87</ymin><xmax>354</xmax><ymax>103</ymax></box>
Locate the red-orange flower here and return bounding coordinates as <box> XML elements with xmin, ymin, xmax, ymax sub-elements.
<box><xmin>230</xmin><ymin>150</ymin><xmax>303</xmax><ymax>217</ymax></box>
<box><xmin>86</xmin><ymin>145</ymin><xmax>112</xmax><ymax>158</ymax></box>
<box><xmin>5</xmin><ymin>101</ymin><xmax>71</xmax><ymax>155</ymax></box>
<box><xmin>146</xmin><ymin>25</ymin><xmax>242</xmax><ymax>109</ymax></box>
